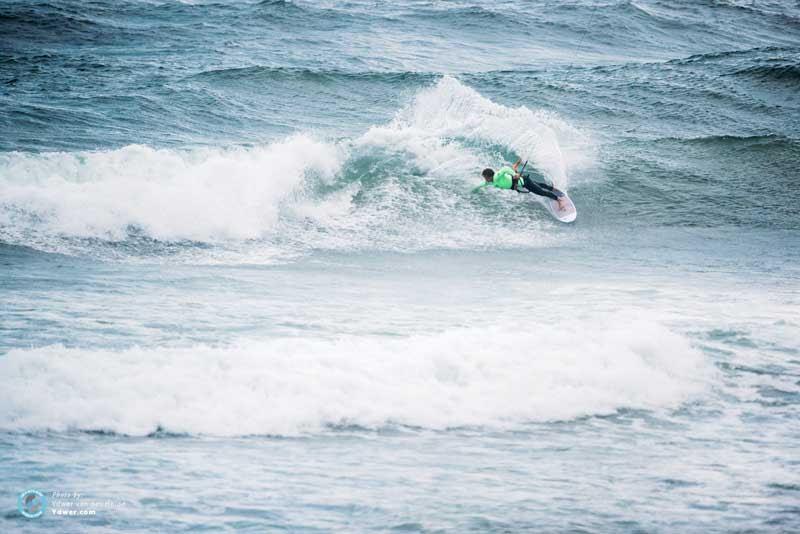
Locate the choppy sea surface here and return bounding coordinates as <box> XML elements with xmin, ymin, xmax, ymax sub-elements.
<box><xmin>1</xmin><ymin>0</ymin><xmax>799</xmax><ymax>531</ymax></box>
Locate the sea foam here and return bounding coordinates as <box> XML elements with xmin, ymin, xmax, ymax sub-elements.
<box><xmin>0</xmin><ymin>135</ymin><xmax>343</xmax><ymax>242</ymax></box>
<box><xmin>0</xmin><ymin>318</ymin><xmax>709</xmax><ymax>436</ymax></box>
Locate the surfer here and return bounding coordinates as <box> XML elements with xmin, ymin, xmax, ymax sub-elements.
<box><xmin>475</xmin><ymin>158</ymin><xmax>569</xmax><ymax>210</ymax></box>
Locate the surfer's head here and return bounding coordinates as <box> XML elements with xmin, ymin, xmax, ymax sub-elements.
<box><xmin>481</xmin><ymin>168</ymin><xmax>494</xmax><ymax>182</ymax></box>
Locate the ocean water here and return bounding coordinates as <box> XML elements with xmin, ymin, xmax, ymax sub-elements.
<box><xmin>1</xmin><ymin>0</ymin><xmax>799</xmax><ymax>531</ymax></box>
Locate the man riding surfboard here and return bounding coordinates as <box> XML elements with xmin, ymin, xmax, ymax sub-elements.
<box><xmin>474</xmin><ymin>158</ymin><xmax>569</xmax><ymax>210</ymax></box>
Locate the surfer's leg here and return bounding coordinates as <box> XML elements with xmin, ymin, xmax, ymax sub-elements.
<box><xmin>536</xmin><ymin>181</ymin><xmax>566</xmax><ymax>198</ymax></box>
<box><xmin>522</xmin><ymin>175</ymin><xmax>560</xmax><ymax>200</ymax></box>
<box><xmin>526</xmin><ymin>182</ymin><xmax>560</xmax><ymax>201</ymax></box>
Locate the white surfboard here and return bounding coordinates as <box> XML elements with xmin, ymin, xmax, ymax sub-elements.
<box><xmin>533</xmin><ymin>191</ymin><xmax>577</xmax><ymax>223</ymax></box>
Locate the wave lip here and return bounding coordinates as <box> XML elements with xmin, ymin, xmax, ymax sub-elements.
<box><xmin>0</xmin><ymin>319</ymin><xmax>711</xmax><ymax>437</ymax></box>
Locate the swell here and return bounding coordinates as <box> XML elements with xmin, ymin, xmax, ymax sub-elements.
<box><xmin>485</xmin><ymin>46</ymin><xmax>800</xmax><ymax>89</ymax></box>
<box><xmin>653</xmin><ymin>134</ymin><xmax>798</xmax><ymax>148</ymax></box>
<box><xmin>253</xmin><ymin>0</ymin><xmax>364</xmax><ymax>25</ymax></box>
<box><xmin>730</xmin><ymin>63</ymin><xmax>800</xmax><ymax>84</ymax></box>
<box><xmin>697</xmin><ymin>0</ymin><xmax>800</xmax><ymax>25</ymax></box>
<box><xmin>0</xmin><ymin>7</ymin><xmax>99</xmax><ymax>31</ymax></box>
<box><xmin>604</xmin><ymin>134</ymin><xmax>800</xmax><ymax>230</ymax></box>
<box><xmin>187</xmin><ymin>66</ymin><xmax>436</xmax><ymax>85</ymax></box>
<box><xmin>667</xmin><ymin>46</ymin><xmax>797</xmax><ymax>66</ymax></box>
<box><xmin>398</xmin><ymin>4</ymin><xmax>515</xmax><ymax>25</ymax></box>
<box><xmin>0</xmin><ymin>3</ymin><xmax>139</xmax><ymax>45</ymax></box>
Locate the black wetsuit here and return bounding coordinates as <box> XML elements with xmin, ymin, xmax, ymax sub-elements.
<box><xmin>518</xmin><ymin>174</ymin><xmax>563</xmax><ymax>201</ymax></box>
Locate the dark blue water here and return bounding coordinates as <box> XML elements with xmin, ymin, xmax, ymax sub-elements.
<box><xmin>2</xmin><ymin>1</ymin><xmax>799</xmax><ymax>531</ymax></box>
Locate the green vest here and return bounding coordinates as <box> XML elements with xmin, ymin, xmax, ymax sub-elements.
<box><xmin>493</xmin><ymin>166</ymin><xmax>515</xmax><ymax>189</ymax></box>
<box><xmin>472</xmin><ymin>166</ymin><xmax>517</xmax><ymax>193</ymax></box>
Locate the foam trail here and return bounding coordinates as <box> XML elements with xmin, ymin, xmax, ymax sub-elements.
<box><xmin>0</xmin><ymin>319</ymin><xmax>710</xmax><ymax>436</ymax></box>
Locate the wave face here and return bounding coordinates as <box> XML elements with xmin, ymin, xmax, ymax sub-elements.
<box><xmin>0</xmin><ymin>77</ymin><xmax>593</xmax><ymax>261</ymax></box>
<box><xmin>0</xmin><ymin>317</ymin><xmax>710</xmax><ymax>436</ymax></box>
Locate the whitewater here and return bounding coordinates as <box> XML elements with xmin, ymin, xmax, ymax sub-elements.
<box><xmin>1</xmin><ymin>0</ymin><xmax>799</xmax><ymax>532</ymax></box>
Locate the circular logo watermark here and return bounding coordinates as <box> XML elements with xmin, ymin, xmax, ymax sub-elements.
<box><xmin>18</xmin><ymin>490</ymin><xmax>47</xmax><ymax>519</ymax></box>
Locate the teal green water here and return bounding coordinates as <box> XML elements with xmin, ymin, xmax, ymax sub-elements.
<box><xmin>1</xmin><ymin>1</ymin><xmax>799</xmax><ymax>531</ymax></box>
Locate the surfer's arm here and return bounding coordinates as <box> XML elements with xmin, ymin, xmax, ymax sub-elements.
<box><xmin>511</xmin><ymin>158</ymin><xmax>522</xmax><ymax>174</ymax></box>
<box><xmin>472</xmin><ymin>183</ymin><xmax>490</xmax><ymax>193</ymax></box>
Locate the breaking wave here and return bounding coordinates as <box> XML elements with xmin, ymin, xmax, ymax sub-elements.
<box><xmin>0</xmin><ymin>77</ymin><xmax>594</xmax><ymax>262</ymax></box>
<box><xmin>0</xmin><ymin>317</ymin><xmax>710</xmax><ymax>436</ymax></box>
